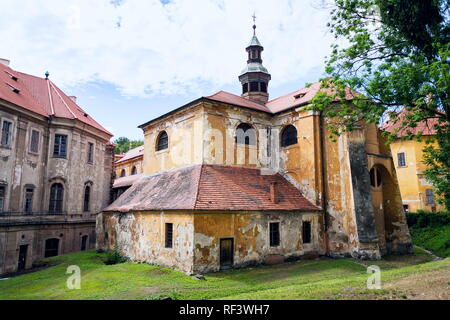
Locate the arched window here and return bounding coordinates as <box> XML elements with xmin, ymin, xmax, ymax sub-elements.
<box><xmin>49</xmin><ymin>183</ymin><xmax>64</xmax><ymax>213</ymax></box>
<box><xmin>281</xmin><ymin>125</ymin><xmax>298</xmax><ymax>147</ymax></box>
<box><xmin>131</xmin><ymin>166</ymin><xmax>137</xmax><ymax>175</ymax></box>
<box><xmin>370</xmin><ymin>167</ymin><xmax>382</xmax><ymax>188</ymax></box>
<box><xmin>156</xmin><ymin>131</ymin><xmax>168</xmax><ymax>151</ymax></box>
<box><xmin>120</xmin><ymin>169</ymin><xmax>126</xmax><ymax>177</ymax></box>
<box><xmin>236</xmin><ymin>123</ymin><xmax>256</xmax><ymax>146</ymax></box>
<box><xmin>83</xmin><ymin>185</ymin><xmax>91</xmax><ymax>212</ymax></box>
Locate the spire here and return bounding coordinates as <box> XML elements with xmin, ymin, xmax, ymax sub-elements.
<box><xmin>238</xmin><ymin>15</ymin><xmax>271</xmax><ymax>104</ymax></box>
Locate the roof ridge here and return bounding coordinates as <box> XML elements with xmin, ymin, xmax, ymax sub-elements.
<box><xmin>193</xmin><ymin>164</ymin><xmax>204</xmax><ymax>210</ymax></box>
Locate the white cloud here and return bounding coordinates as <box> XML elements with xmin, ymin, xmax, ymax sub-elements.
<box><xmin>0</xmin><ymin>0</ymin><xmax>333</xmax><ymax>97</ymax></box>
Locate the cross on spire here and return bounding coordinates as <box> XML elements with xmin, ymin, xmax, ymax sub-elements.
<box><xmin>252</xmin><ymin>13</ymin><xmax>256</xmax><ymax>35</ymax></box>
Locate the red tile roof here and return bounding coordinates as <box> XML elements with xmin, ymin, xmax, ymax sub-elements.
<box><xmin>105</xmin><ymin>164</ymin><xmax>320</xmax><ymax>212</ymax></box>
<box><xmin>113</xmin><ymin>174</ymin><xmax>143</xmax><ymax>189</ymax></box>
<box><xmin>380</xmin><ymin>109</ymin><xmax>442</xmax><ymax>137</ymax></box>
<box><xmin>0</xmin><ymin>63</ymin><xmax>112</xmax><ymax>136</ymax></box>
<box><xmin>116</xmin><ymin>145</ymin><xmax>144</xmax><ymax>164</ymax></box>
<box><xmin>207</xmin><ymin>91</ymin><xmax>271</xmax><ymax>113</ymax></box>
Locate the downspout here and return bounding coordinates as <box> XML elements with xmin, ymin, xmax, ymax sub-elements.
<box><xmin>319</xmin><ymin>111</ymin><xmax>330</xmax><ymax>256</ymax></box>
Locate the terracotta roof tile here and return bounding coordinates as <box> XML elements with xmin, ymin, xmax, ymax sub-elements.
<box><xmin>206</xmin><ymin>91</ymin><xmax>271</xmax><ymax>113</ymax></box>
<box><xmin>116</xmin><ymin>145</ymin><xmax>144</xmax><ymax>164</ymax></box>
<box><xmin>380</xmin><ymin>109</ymin><xmax>442</xmax><ymax>137</ymax></box>
<box><xmin>105</xmin><ymin>164</ymin><xmax>320</xmax><ymax>212</ymax></box>
<box><xmin>0</xmin><ymin>63</ymin><xmax>112</xmax><ymax>136</ymax></box>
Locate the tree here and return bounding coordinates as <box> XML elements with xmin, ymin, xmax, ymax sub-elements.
<box><xmin>113</xmin><ymin>137</ymin><xmax>144</xmax><ymax>155</ymax></box>
<box><xmin>310</xmin><ymin>0</ymin><xmax>450</xmax><ymax>209</ymax></box>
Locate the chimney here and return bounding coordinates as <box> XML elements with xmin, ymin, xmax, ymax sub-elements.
<box><xmin>269</xmin><ymin>182</ymin><xmax>279</xmax><ymax>204</ymax></box>
<box><xmin>69</xmin><ymin>96</ymin><xmax>77</xmax><ymax>103</ymax></box>
<box><xmin>0</xmin><ymin>58</ymin><xmax>10</xmax><ymax>66</ymax></box>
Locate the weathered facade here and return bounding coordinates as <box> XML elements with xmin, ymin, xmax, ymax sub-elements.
<box><xmin>381</xmin><ymin>113</ymin><xmax>445</xmax><ymax>212</ymax></box>
<box><xmin>98</xmin><ymin>26</ymin><xmax>412</xmax><ymax>273</ymax></box>
<box><xmin>0</xmin><ymin>60</ymin><xmax>113</xmax><ymax>275</ymax></box>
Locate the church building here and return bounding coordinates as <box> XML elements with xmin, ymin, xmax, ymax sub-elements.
<box><xmin>97</xmin><ymin>24</ymin><xmax>412</xmax><ymax>274</ymax></box>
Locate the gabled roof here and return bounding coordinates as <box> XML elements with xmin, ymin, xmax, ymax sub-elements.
<box><xmin>105</xmin><ymin>164</ymin><xmax>320</xmax><ymax>212</ymax></box>
<box><xmin>113</xmin><ymin>174</ymin><xmax>143</xmax><ymax>189</ymax></box>
<box><xmin>139</xmin><ymin>81</ymin><xmax>359</xmax><ymax>128</ymax></box>
<box><xmin>116</xmin><ymin>145</ymin><xmax>144</xmax><ymax>164</ymax></box>
<box><xmin>0</xmin><ymin>63</ymin><xmax>112</xmax><ymax>136</ymax></box>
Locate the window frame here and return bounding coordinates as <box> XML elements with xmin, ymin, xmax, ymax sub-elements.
<box><xmin>165</xmin><ymin>223</ymin><xmax>173</xmax><ymax>249</ymax></box>
<box><xmin>280</xmin><ymin>125</ymin><xmax>298</xmax><ymax>148</ymax></box>
<box><xmin>49</xmin><ymin>183</ymin><xmax>64</xmax><ymax>213</ymax></box>
<box><xmin>24</xmin><ymin>187</ymin><xmax>34</xmax><ymax>213</ymax></box>
<box><xmin>29</xmin><ymin>129</ymin><xmax>40</xmax><ymax>154</ymax></box>
<box><xmin>87</xmin><ymin>142</ymin><xmax>94</xmax><ymax>164</ymax></box>
<box><xmin>425</xmin><ymin>189</ymin><xmax>435</xmax><ymax>205</ymax></box>
<box><xmin>156</xmin><ymin>131</ymin><xmax>169</xmax><ymax>152</ymax></box>
<box><xmin>0</xmin><ymin>119</ymin><xmax>13</xmax><ymax>147</ymax></box>
<box><xmin>269</xmin><ymin>222</ymin><xmax>280</xmax><ymax>247</ymax></box>
<box><xmin>53</xmin><ymin>134</ymin><xmax>68</xmax><ymax>158</ymax></box>
<box><xmin>302</xmin><ymin>220</ymin><xmax>312</xmax><ymax>244</ymax></box>
<box><xmin>83</xmin><ymin>185</ymin><xmax>91</xmax><ymax>212</ymax></box>
<box><xmin>397</xmin><ymin>152</ymin><xmax>406</xmax><ymax>167</ymax></box>
<box><xmin>0</xmin><ymin>185</ymin><xmax>6</xmax><ymax>212</ymax></box>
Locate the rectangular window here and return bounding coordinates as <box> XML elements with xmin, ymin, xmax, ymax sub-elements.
<box><xmin>403</xmin><ymin>204</ymin><xmax>409</xmax><ymax>212</ymax></box>
<box><xmin>53</xmin><ymin>134</ymin><xmax>67</xmax><ymax>158</ymax></box>
<box><xmin>0</xmin><ymin>186</ymin><xmax>5</xmax><ymax>212</ymax></box>
<box><xmin>397</xmin><ymin>152</ymin><xmax>406</xmax><ymax>167</ymax></box>
<box><xmin>302</xmin><ymin>221</ymin><xmax>312</xmax><ymax>244</ymax></box>
<box><xmin>165</xmin><ymin>223</ymin><xmax>173</xmax><ymax>248</ymax></box>
<box><xmin>269</xmin><ymin>222</ymin><xmax>280</xmax><ymax>247</ymax></box>
<box><xmin>24</xmin><ymin>188</ymin><xmax>34</xmax><ymax>213</ymax></box>
<box><xmin>425</xmin><ymin>189</ymin><xmax>435</xmax><ymax>205</ymax></box>
<box><xmin>87</xmin><ymin>142</ymin><xmax>94</xmax><ymax>164</ymax></box>
<box><xmin>1</xmin><ymin>120</ymin><xmax>13</xmax><ymax>146</ymax></box>
<box><xmin>29</xmin><ymin>130</ymin><xmax>40</xmax><ymax>153</ymax></box>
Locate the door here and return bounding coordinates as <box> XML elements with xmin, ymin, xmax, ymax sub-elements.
<box><xmin>18</xmin><ymin>245</ymin><xmax>28</xmax><ymax>271</ymax></box>
<box><xmin>220</xmin><ymin>238</ymin><xmax>234</xmax><ymax>269</ymax></box>
<box><xmin>81</xmin><ymin>235</ymin><xmax>88</xmax><ymax>251</ymax></box>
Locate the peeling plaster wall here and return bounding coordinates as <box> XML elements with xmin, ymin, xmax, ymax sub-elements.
<box><xmin>142</xmin><ymin>104</ymin><xmax>204</xmax><ymax>175</ymax></box>
<box><xmin>98</xmin><ymin>211</ymin><xmax>195</xmax><ymax>274</ymax></box>
<box><xmin>115</xmin><ymin>156</ymin><xmax>143</xmax><ymax>177</ymax></box>
<box><xmin>193</xmin><ymin>211</ymin><xmax>323</xmax><ymax>273</ymax></box>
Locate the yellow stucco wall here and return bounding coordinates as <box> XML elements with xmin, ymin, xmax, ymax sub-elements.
<box><xmin>389</xmin><ymin>137</ymin><xmax>444</xmax><ymax>212</ymax></box>
<box><xmin>114</xmin><ymin>156</ymin><xmax>143</xmax><ymax>178</ymax></box>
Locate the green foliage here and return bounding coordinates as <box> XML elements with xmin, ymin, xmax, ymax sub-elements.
<box><xmin>113</xmin><ymin>136</ymin><xmax>144</xmax><ymax>155</ymax></box>
<box><xmin>311</xmin><ymin>0</ymin><xmax>450</xmax><ymax>209</ymax></box>
<box><xmin>103</xmin><ymin>248</ymin><xmax>128</xmax><ymax>265</ymax></box>
<box><xmin>406</xmin><ymin>211</ymin><xmax>450</xmax><ymax>228</ymax></box>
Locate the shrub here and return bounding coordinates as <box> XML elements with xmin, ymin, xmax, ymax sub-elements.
<box><xmin>406</xmin><ymin>211</ymin><xmax>450</xmax><ymax>228</ymax></box>
<box><xmin>103</xmin><ymin>248</ymin><xmax>128</xmax><ymax>265</ymax></box>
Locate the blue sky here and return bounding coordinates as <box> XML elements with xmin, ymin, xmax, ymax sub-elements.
<box><xmin>0</xmin><ymin>0</ymin><xmax>333</xmax><ymax>140</ymax></box>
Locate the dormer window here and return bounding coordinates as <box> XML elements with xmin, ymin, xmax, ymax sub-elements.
<box><xmin>5</xmin><ymin>83</ymin><xmax>19</xmax><ymax>94</ymax></box>
<box><xmin>294</xmin><ymin>93</ymin><xmax>306</xmax><ymax>99</ymax></box>
<box><xmin>4</xmin><ymin>71</ymin><xmax>18</xmax><ymax>81</ymax></box>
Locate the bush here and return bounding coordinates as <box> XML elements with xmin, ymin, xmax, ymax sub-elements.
<box><xmin>406</xmin><ymin>211</ymin><xmax>450</xmax><ymax>228</ymax></box>
<box><xmin>103</xmin><ymin>248</ymin><xmax>128</xmax><ymax>265</ymax></box>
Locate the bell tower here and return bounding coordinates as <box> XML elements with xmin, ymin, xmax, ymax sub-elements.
<box><xmin>238</xmin><ymin>15</ymin><xmax>271</xmax><ymax>104</ymax></box>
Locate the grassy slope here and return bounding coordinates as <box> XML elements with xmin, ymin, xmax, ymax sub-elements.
<box><xmin>0</xmin><ymin>248</ymin><xmax>448</xmax><ymax>300</ymax></box>
<box><xmin>410</xmin><ymin>225</ymin><xmax>450</xmax><ymax>258</ymax></box>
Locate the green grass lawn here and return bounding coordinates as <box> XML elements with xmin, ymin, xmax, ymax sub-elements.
<box><xmin>410</xmin><ymin>225</ymin><xmax>450</xmax><ymax>258</ymax></box>
<box><xmin>0</xmin><ymin>248</ymin><xmax>449</xmax><ymax>300</ymax></box>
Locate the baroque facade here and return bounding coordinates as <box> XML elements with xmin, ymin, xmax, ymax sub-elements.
<box><xmin>0</xmin><ymin>59</ymin><xmax>113</xmax><ymax>275</ymax></box>
<box><xmin>97</xmin><ymin>26</ymin><xmax>412</xmax><ymax>274</ymax></box>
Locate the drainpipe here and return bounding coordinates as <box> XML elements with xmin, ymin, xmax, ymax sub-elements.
<box><xmin>319</xmin><ymin>112</ymin><xmax>330</xmax><ymax>256</ymax></box>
